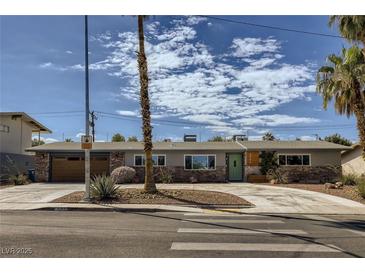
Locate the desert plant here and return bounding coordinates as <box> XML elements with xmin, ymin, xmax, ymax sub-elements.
<box><xmin>356</xmin><ymin>177</ymin><xmax>365</xmax><ymax>198</ymax></box>
<box><xmin>91</xmin><ymin>174</ymin><xmax>120</xmax><ymax>200</ymax></box>
<box><xmin>110</xmin><ymin>166</ymin><xmax>136</xmax><ymax>184</ymax></box>
<box><xmin>158</xmin><ymin>167</ymin><xmax>173</xmax><ymax>184</ymax></box>
<box><xmin>9</xmin><ymin>174</ymin><xmax>29</xmax><ymax>185</ymax></box>
<box><xmin>342</xmin><ymin>173</ymin><xmax>359</xmax><ymax>186</ymax></box>
<box><xmin>267</xmin><ymin>168</ymin><xmax>288</xmax><ymax>184</ymax></box>
<box><xmin>259</xmin><ymin>151</ymin><xmax>278</xmax><ymax>175</ymax></box>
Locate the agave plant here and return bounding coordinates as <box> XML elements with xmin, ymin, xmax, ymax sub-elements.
<box><xmin>90</xmin><ymin>174</ymin><xmax>120</xmax><ymax>200</ymax></box>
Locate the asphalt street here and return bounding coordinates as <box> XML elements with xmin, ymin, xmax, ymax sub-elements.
<box><xmin>0</xmin><ymin>210</ymin><xmax>364</xmax><ymax>258</ymax></box>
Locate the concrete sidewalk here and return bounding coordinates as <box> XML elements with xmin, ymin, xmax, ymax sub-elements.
<box><xmin>1</xmin><ymin>183</ymin><xmax>365</xmax><ymax>214</ymax></box>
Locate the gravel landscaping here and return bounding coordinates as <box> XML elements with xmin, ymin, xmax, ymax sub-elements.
<box><xmin>259</xmin><ymin>183</ymin><xmax>365</xmax><ymax>204</ymax></box>
<box><xmin>52</xmin><ymin>188</ymin><xmax>252</xmax><ymax>206</ymax></box>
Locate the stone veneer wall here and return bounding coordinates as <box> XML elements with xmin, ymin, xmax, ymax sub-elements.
<box><xmin>34</xmin><ymin>152</ymin><xmax>50</xmax><ymax>182</ymax></box>
<box><xmin>133</xmin><ymin>166</ymin><xmax>226</xmax><ymax>183</ymax></box>
<box><xmin>109</xmin><ymin>152</ymin><xmax>125</xmax><ymax>172</ymax></box>
<box><xmin>278</xmin><ymin>165</ymin><xmax>342</xmax><ymax>183</ymax></box>
<box><xmin>244</xmin><ymin>165</ymin><xmax>341</xmax><ymax>183</ymax></box>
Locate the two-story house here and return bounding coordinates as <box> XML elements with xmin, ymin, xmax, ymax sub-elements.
<box><xmin>0</xmin><ymin>112</ymin><xmax>52</xmax><ymax>176</ymax></box>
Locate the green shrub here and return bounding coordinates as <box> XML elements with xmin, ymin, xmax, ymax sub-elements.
<box><xmin>91</xmin><ymin>174</ymin><xmax>120</xmax><ymax>200</ymax></box>
<box><xmin>357</xmin><ymin>178</ymin><xmax>365</xmax><ymax>198</ymax></box>
<box><xmin>259</xmin><ymin>151</ymin><xmax>278</xmax><ymax>175</ymax></box>
<box><xmin>9</xmin><ymin>174</ymin><xmax>29</xmax><ymax>185</ymax></box>
<box><xmin>342</xmin><ymin>173</ymin><xmax>359</xmax><ymax>186</ymax></box>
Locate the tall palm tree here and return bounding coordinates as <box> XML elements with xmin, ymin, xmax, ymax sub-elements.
<box><xmin>329</xmin><ymin>16</ymin><xmax>365</xmax><ymax>47</ymax></box>
<box><xmin>137</xmin><ymin>15</ymin><xmax>156</xmax><ymax>193</ymax></box>
<box><xmin>316</xmin><ymin>46</ymin><xmax>365</xmax><ymax>158</ymax></box>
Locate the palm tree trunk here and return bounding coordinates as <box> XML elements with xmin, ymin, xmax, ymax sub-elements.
<box><xmin>354</xmin><ymin>101</ymin><xmax>365</xmax><ymax>159</ymax></box>
<box><xmin>137</xmin><ymin>15</ymin><xmax>156</xmax><ymax>193</ymax></box>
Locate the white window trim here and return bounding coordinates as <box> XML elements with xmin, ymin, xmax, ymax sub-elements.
<box><xmin>277</xmin><ymin>153</ymin><xmax>311</xmax><ymax>166</ymax></box>
<box><xmin>133</xmin><ymin>154</ymin><xmax>166</xmax><ymax>167</ymax></box>
<box><xmin>184</xmin><ymin>154</ymin><xmax>216</xmax><ymax>171</ymax></box>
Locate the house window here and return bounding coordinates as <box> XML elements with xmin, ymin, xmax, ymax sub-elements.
<box><xmin>278</xmin><ymin>154</ymin><xmax>311</xmax><ymax>166</ymax></box>
<box><xmin>134</xmin><ymin>154</ymin><xmax>166</xmax><ymax>166</ymax></box>
<box><xmin>0</xmin><ymin>124</ymin><xmax>10</xmax><ymax>133</ymax></box>
<box><xmin>184</xmin><ymin>155</ymin><xmax>216</xmax><ymax>170</ymax></box>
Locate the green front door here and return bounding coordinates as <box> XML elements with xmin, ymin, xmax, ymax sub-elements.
<box><xmin>228</xmin><ymin>153</ymin><xmax>243</xmax><ymax>181</ymax></box>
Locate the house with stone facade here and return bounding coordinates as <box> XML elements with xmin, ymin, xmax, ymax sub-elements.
<box><xmin>26</xmin><ymin>140</ymin><xmax>349</xmax><ymax>183</ymax></box>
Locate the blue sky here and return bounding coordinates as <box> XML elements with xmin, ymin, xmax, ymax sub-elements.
<box><xmin>0</xmin><ymin>15</ymin><xmax>358</xmax><ymax>143</ymax></box>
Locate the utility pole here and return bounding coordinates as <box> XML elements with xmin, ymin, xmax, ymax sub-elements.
<box><xmin>84</xmin><ymin>15</ymin><xmax>91</xmax><ymax>201</ymax></box>
<box><xmin>90</xmin><ymin>111</ymin><xmax>97</xmax><ymax>142</ymax></box>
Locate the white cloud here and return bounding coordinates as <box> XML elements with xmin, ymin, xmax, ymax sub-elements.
<box><xmin>76</xmin><ymin>132</ymin><xmax>84</xmax><ymax>138</ymax></box>
<box><xmin>232</xmin><ymin>114</ymin><xmax>320</xmax><ymax>127</ymax></box>
<box><xmin>43</xmin><ymin>16</ymin><xmax>319</xmax><ymax>136</ymax></box>
<box><xmin>33</xmin><ymin>136</ymin><xmax>59</xmax><ymax>143</ymax></box>
<box><xmin>116</xmin><ymin>110</ymin><xmax>139</xmax><ymax>117</ymax></box>
<box><xmin>39</xmin><ymin>62</ymin><xmax>53</xmax><ymax>68</ymax></box>
<box><xmin>230</xmin><ymin>37</ymin><xmax>281</xmax><ymax>58</ymax></box>
<box><xmin>299</xmin><ymin>135</ymin><xmax>317</xmax><ymax>141</ymax></box>
<box><xmin>66</xmin><ymin>50</ymin><xmax>73</xmax><ymax>54</ymax></box>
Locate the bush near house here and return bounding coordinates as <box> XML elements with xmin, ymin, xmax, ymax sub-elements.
<box><xmin>259</xmin><ymin>151</ymin><xmax>278</xmax><ymax>175</ymax></box>
<box><xmin>342</xmin><ymin>173</ymin><xmax>359</xmax><ymax>186</ymax></box>
<box><xmin>91</xmin><ymin>174</ymin><xmax>120</xmax><ymax>200</ymax></box>
<box><xmin>266</xmin><ymin>167</ymin><xmax>288</xmax><ymax>184</ymax></box>
<box><xmin>9</xmin><ymin>174</ymin><xmax>29</xmax><ymax>185</ymax></box>
<box><xmin>357</xmin><ymin>178</ymin><xmax>365</xmax><ymax>198</ymax></box>
<box><xmin>111</xmin><ymin>166</ymin><xmax>136</xmax><ymax>184</ymax></box>
<box><xmin>156</xmin><ymin>167</ymin><xmax>173</xmax><ymax>184</ymax></box>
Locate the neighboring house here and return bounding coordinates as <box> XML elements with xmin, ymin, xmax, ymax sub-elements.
<box><xmin>26</xmin><ymin>140</ymin><xmax>349</xmax><ymax>183</ymax></box>
<box><xmin>341</xmin><ymin>144</ymin><xmax>365</xmax><ymax>176</ymax></box>
<box><xmin>0</xmin><ymin>112</ymin><xmax>52</xmax><ymax>176</ymax></box>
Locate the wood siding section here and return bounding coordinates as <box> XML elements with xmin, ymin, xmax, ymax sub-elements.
<box><xmin>246</xmin><ymin>151</ymin><xmax>260</xmax><ymax>166</ymax></box>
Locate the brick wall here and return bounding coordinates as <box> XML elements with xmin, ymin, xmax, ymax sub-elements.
<box><xmin>34</xmin><ymin>152</ymin><xmax>50</xmax><ymax>182</ymax></box>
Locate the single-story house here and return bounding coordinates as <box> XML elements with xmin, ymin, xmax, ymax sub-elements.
<box><xmin>341</xmin><ymin>144</ymin><xmax>365</xmax><ymax>177</ymax></box>
<box><xmin>26</xmin><ymin>140</ymin><xmax>350</xmax><ymax>183</ymax></box>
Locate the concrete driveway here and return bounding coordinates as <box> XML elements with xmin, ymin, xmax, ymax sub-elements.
<box><xmin>0</xmin><ymin>183</ymin><xmax>83</xmax><ymax>210</ymax></box>
<box><xmin>0</xmin><ymin>183</ymin><xmax>364</xmax><ymax>214</ymax></box>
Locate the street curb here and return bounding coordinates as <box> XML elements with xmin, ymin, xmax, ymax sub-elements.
<box><xmin>32</xmin><ymin>203</ymin><xmax>254</xmax><ymax>213</ymax></box>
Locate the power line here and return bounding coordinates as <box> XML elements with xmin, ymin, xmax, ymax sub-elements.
<box><xmin>200</xmin><ymin>16</ymin><xmax>343</xmax><ymax>39</ymax></box>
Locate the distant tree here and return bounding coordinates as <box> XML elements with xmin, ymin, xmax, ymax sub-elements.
<box><xmin>296</xmin><ymin>137</ymin><xmax>302</xmax><ymax>141</ymax></box>
<box><xmin>127</xmin><ymin>136</ymin><xmax>138</xmax><ymax>142</ymax></box>
<box><xmin>262</xmin><ymin>132</ymin><xmax>276</xmax><ymax>141</ymax></box>
<box><xmin>208</xmin><ymin>136</ymin><xmax>225</xmax><ymax>142</ymax></box>
<box><xmin>324</xmin><ymin>133</ymin><xmax>353</xmax><ymax>146</ymax></box>
<box><xmin>65</xmin><ymin>138</ymin><xmax>73</xmax><ymax>142</ymax></box>
<box><xmin>112</xmin><ymin>133</ymin><xmax>125</xmax><ymax>142</ymax></box>
<box><xmin>32</xmin><ymin>138</ymin><xmax>45</xmax><ymax>147</ymax></box>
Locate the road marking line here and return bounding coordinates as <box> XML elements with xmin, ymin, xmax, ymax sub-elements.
<box><xmin>170</xmin><ymin>242</ymin><xmax>341</xmax><ymax>252</ymax></box>
<box><xmin>177</xmin><ymin>228</ymin><xmax>307</xmax><ymax>235</ymax></box>
<box><xmin>182</xmin><ymin>219</ymin><xmax>283</xmax><ymax>224</ymax></box>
